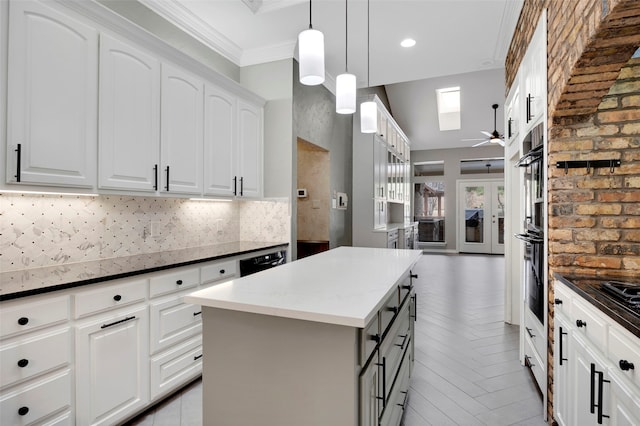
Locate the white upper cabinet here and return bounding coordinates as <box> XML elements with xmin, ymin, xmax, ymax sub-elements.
<box><xmin>98</xmin><ymin>34</ymin><xmax>160</xmax><ymax>192</ymax></box>
<box><xmin>6</xmin><ymin>0</ymin><xmax>98</xmax><ymax>188</ymax></box>
<box><xmin>237</xmin><ymin>100</ymin><xmax>263</xmax><ymax>198</ymax></box>
<box><xmin>203</xmin><ymin>86</ymin><xmax>263</xmax><ymax>198</ymax></box>
<box><xmin>522</xmin><ymin>23</ymin><xmax>546</xmax><ymax>131</ymax></box>
<box><xmin>204</xmin><ymin>84</ymin><xmax>236</xmax><ymax>197</ymax></box>
<box><xmin>160</xmin><ymin>63</ymin><xmax>203</xmax><ymax>195</ymax></box>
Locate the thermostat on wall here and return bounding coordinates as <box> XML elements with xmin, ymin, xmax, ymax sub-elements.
<box><xmin>297</xmin><ymin>188</ymin><xmax>308</xmax><ymax>198</ymax></box>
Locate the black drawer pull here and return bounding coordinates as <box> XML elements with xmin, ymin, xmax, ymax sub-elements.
<box><xmin>576</xmin><ymin>319</ymin><xmax>587</xmax><ymax>328</ymax></box>
<box><xmin>395</xmin><ymin>334</ymin><xmax>409</xmax><ymax>350</ymax></box>
<box><xmin>18</xmin><ymin>406</ymin><xmax>29</xmax><ymax>416</ymax></box>
<box><xmin>370</xmin><ymin>334</ymin><xmax>380</xmax><ymax>343</ymax></box>
<box><xmin>401</xmin><ymin>284</ymin><xmax>412</xmax><ymax>290</ymax></box>
<box><xmin>101</xmin><ymin>316</ymin><xmax>136</xmax><ymax>329</ymax></box>
<box><xmin>176</xmin><ymin>280</ymin><xmax>183</xmax><ymax>285</ymax></box>
<box><xmin>525</xmin><ymin>327</ymin><xmax>535</xmax><ymax>338</ymax></box>
<box><xmin>194</xmin><ymin>354</ymin><xmax>203</xmax><ymax>361</ymax></box>
<box><xmin>410</xmin><ymin>273</ymin><xmax>418</xmax><ymax>279</ymax></box>
<box><xmin>17</xmin><ymin>359</ymin><xmax>29</xmax><ymax>368</ymax></box>
<box><xmin>193</xmin><ymin>311</ymin><xmax>202</xmax><ymax>316</ymax></box>
<box><xmin>220</xmin><ymin>269</ymin><xmax>225</xmax><ymax>274</ymax></box>
<box><xmin>554</xmin><ymin>298</ymin><xmax>562</xmax><ymax>305</ymax></box>
<box><xmin>386</xmin><ymin>306</ymin><xmax>398</xmax><ymax>314</ymax></box>
<box><xmin>619</xmin><ymin>359</ymin><xmax>635</xmax><ymax>371</ymax></box>
<box><xmin>113</xmin><ymin>294</ymin><xmax>122</xmax><ymax>302</ymax></box>
<box><xmin>18</xmin><ymin>317</ymin><xmax>29</xmax><ymax>326</ymax></box>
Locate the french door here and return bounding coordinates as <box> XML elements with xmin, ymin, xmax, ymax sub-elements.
<box><xmin>457</xmin><ymin>179</ymin><xmax>505</xmax><ymax>254</ymax></box>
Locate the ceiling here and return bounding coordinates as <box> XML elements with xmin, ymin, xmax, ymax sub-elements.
<box><xmin>140</xmin><ymin>0</ymin><xmax>524</xmax><ymax>150</ymax></box>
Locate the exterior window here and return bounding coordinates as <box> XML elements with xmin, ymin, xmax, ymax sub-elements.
<box><xmin>414</xmin><ymin>160</ymin><xmax>444</xmax><ymax>177</ymax></box>
<box><xmin>460</xmin><ymin>158</ymin><xmax>504</xmax><ymax>174</ymax></box>
<box><xmin>414</xmin><ymin>182</ymin><xmax>445</xmax><ymax>243</ymax></box>
<box><xmin>436</xmin><ymin>87</ymin><xmax>460</xmax><ymax>131</ymax></box>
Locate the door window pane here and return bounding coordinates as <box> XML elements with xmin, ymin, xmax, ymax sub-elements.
<box><xmin>497</xmin><ymin>185</ymin><xmax>505</xmax><ymax>244</ymax></box>
<box><xmin>415</xmin><ymin>182</ymin><xmax>445</xmax><ymax>243</ymax></box>
<box><xmin>464</xmin><ymin>186</ymin><xmax>484</xmax><ymax>243</ymax></box>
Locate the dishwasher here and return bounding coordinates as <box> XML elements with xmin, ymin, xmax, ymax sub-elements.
<box><xmin>239</xmin><ymin>249</ymin><xmax>287</xmax><ymax>276</ymax></box>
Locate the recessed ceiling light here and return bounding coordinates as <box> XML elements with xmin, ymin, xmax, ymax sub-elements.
<box><xmin>401</xmin><ymin>38</ymin><xmax>416</xmax><ymax>48</ymax></box>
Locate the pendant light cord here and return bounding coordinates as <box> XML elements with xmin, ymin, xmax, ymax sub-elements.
<box><xmin>309</xmin><ymin>0</ymin><xmax>313</xmax><ymax>29</ymax></box>
<box><xmin>345</xmin><ymin>0</ymin><xmax>348</xmax><ymax>72</ymax></box>
<box><xmin>367</xmin><ymin>0</ymin><xmax>370</xmax><ymax>87</ymax></box>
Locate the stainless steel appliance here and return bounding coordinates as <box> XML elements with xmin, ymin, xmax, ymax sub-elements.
<box><xmin>516</xmin><ymin>122</ymin><xmax>545</xmax><ymax>324</ymax></box>
<box><xmin>239</xmin><ymin>250</ymin><xmax>286</xmax><ymax>276</ymax></box>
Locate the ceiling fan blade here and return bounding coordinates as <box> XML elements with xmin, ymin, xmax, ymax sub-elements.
<box><xmin>472</xmin><ymin>140</ymin><xmax>491</xmax><ymax>147</ymax></box>
<box><xmin>496</xmin><ymin>139</ymin><xmax>505</xmax><ymax>147</ymax></box>
<box><xmin>461</xmin><ymin>138</ymin><xmax>486</xmax><ymax>141</ymax></box>
<box><xmin>481</xmin><ymin>131</ymin><xmax>493</xmax><ymax>137</ymax></box>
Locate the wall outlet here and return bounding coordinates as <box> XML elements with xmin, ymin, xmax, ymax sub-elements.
<box><xmin>150</xmin><ymin>221</ymin><xmax>160</xmax><ymax>238</ymax></box>
<box><xmin>216</xmin><ymin>219</ymin><xmax>223</xmax><ymax>235</ymax></box>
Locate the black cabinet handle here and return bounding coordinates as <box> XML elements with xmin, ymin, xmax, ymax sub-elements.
<box><xmin>410</xmin><ymin>273</ymin><xmax>418</xmax><ymax>279</ymax></box>
<box><xmin>590</xmin><ymin>363</ymin><xmax>597</xmax><ymax>414</ymax></box>
<box><xmin>524</xmin><ymin>354</ymin><xmax>534</xmax><ymax>367</ymax></box>
<box><xmin>233</xmin><ymin>176</ymin><xmax>237</xmax><ymax>196</ymax></box>
<box><xmin>18</xmin><ymin>317</ymin><xmax>29</xmax><ymax>326</ymax></box>
<box><xmin>619</xmin><ymin>359</ymin><xmax>635</xmax><ymax>371</ymax></box>
<box><xmin>411</xmin><ymin>294</ymin><xmax>417</xmax><ymax>321</ymax></box>
<box><xmin>576</xmin><ymin>319</ymin><xmax>586</xmax><ymax>328</ymax></box>
<box><xmin>370</xmin><ymin>334</ymin><xmax>380</xmax><ymax>343</ymax></box>
<box><xmin>508</xmin><ymin>118</ymin><xmax>512</xmax><ymax>138</ymax></box>
<box><xmin>386</xmin><ymin>306</ymin><xmax>398</xmax><ymax>314</ymax></box>
<box><xmin>525</xmin><ymin>327</ymin><xmax>535</xmax><ymax>338</ymax></box>
<box><xmin>17</xmin><ymin>359</ymin><xmax>29</xmax><ymax>368</ymax></box>
<box><xmin>554</xmin><ymin>298</ymin><xmax>563</xmax><ymax>305</ymax></box>
<box><xmin>219</xmin><ymin>269</ymin><xmax>225</xmax><ymax>274</ymax></box>
<box><xmin>153</xmin><ymin>164</ymin><xmax>158</xmax><ymax>190</ymax></box>
<box><xmin>240</xmin><ymin>177</ymin><xmax>244</xmax><ymax>196</ymax></box>
<box><xmin>176</xmin><ymin>280</ymin><xmax>183</xmax><ymax>285</ymax></box>
<box><xmin>376</xmin><ymin>357</ymin><xmax>387</xmax><ymax>407</ymax></box>
<box><xmin>113</xmin><ymin>294</ymin><xmax>122</xmax><ymax>302</ymax></box>
<box><xmin>193</xmin><ymin>311</ymin><xmax>202</xmax><ymax>316</ymax></box>
<box><xmin>15</xmin><ymin>144</ymin><xmax>21</xmax><ymax>182</ymax></box>
<box><xmin>101</xmin><ymin>316</ymin><xmax>136</xmax><ymax>329</ymax></box>
<box><xmin>165</xmin><ymin>166</ymin><xmax>170</xmax><ymax>191</ymax></box>
<box><xmin>596</xmin><ymin>369</ymin><xmax>610</xmax><ymax>424</ymax></box>
<box><xmin>559</xmin><ymin>327</ymin><xmax>568</xmax><ymax>366</ymax></box>
<box><xmin>194</xmin><ymin>354</ymin><xmax>203</xmax><ymax>361</ymax></box>
<box><xmin>18</xmin><ymin>407</ymin><xmax>29</xmax><ymax>416</ymax></box>
<box><xmin>526</xmin><ymin>94</ymin><xmax>533</xmax><ymax>123</ymax></box>
<box><xmin>401</xmin><ymin>284</ymin><xmax>412</xmax><ymax>290</ymax></box>
<box><xmin>395</xmin><ymin>333</ymin><xmax>409</xmax><ymax>350</ymax></box>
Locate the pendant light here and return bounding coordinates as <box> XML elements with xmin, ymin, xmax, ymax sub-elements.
<box><xmin>360</xmin><ymin>0</ymin><xmax>377</xmax><ymax>133</ymax></box>
<box><xmin>336</xmin><ymin>0</ymin><xmax>356</xmax><ymax>114</ymax></box>
<box><xmin>298</xmin><ymin>0</ymin><xmax>325</xmax><ymax>86</ymax></box>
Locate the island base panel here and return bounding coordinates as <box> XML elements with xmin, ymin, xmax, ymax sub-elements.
<box><xmin>202</xmin><ymin>308</ymin><xmax>359</xmax><ymax>426</ymax></box>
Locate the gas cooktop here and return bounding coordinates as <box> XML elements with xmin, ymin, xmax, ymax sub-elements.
<box><xmin>600</xmin><ymin>280</ymin><xmax>640</xmax><ymax>313</ymax></box>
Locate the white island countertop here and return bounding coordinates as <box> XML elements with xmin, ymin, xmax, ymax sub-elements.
<box><xmin>184</xmin><ymin>246</ymin><xmax>422</xmax><ymax>328</ymax></box>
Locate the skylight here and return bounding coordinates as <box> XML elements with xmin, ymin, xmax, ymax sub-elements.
<box><xmin>436</xmin><ymin>87</ymin><xmax>461</xmax><ymax>131</ymax></box>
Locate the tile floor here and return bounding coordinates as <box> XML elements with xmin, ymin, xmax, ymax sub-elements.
<box><xmin>125</xmin><ymin>253</ymin><xmax>548</xmax><ymax>426</ymax></box>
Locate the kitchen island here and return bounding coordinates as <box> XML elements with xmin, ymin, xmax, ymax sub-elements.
<box><xmin>184</xmin><ymin>246</ymin><xmax>422</xmax><ymax>426</ymax></box>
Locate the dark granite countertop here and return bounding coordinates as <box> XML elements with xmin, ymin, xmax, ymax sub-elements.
<box><xmin>0</xmin><ymin>241</ymin><xmax>288</xmax><ymax>301</ymax></box>
<box><xmin>555</xmin><ymin>273</ymin><xmax>640</xmax><ymax>339</ymax></box>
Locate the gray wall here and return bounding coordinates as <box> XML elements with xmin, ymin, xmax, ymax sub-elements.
<box><xmin>293</xmin><ymin>61</ymin><xmax>353</xmax><ymax>251</ymax></box>
<box><xmin>411</xmin><ymin>145</ymin><xmax>504</xmax><ymax>251</ymax></box>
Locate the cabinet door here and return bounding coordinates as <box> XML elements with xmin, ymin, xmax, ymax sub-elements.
<box><xmin>76</xmin><ymin>305</ymin><xmax>149</xmax><ymax>426</ymax></box>
<box><xmin>571</xmin><ymin>333</ymin><xmax>609</xmax><ymax>426</ymax></box>
<box><xmin>609</xmin><ymin>371</ymin><xmax>640</xmax><ymax>426</ymax></box>
<box><xmin>7</xmin><ymin>0</ymin><xmax>97</xmax><ymax>187</ymax></box>
<box><xmin>98</xmin><ymin>34</ymin><xmax>160</xmax><ymax>191</ymax></box>
<box><xmin>554</xmin><ymin>315</ymin><xmax>571</xmax><ymax>426</ymax></box>
<box><xmin>359</xmin><ymin>356</ymin><xmax>380</xmax><ymax>426</ymax></box>
<box><xmin>160</xmin><ymin>63</ymin><xmax>203</xmax><ymax>195</ymax></box>
<box><xmin>204</xmin><ymin>84</ymin><xmax>236</xmax><ymax>196</ymax></box>
<box><xmin>237</xmin><ymin>100</ymin><xmax>263</xmax><ymax>198</ymax></box>
<box><xmin>505</xmin><ymin>84</ymin><xmax>520</xmax><ymax>147</ymax></box>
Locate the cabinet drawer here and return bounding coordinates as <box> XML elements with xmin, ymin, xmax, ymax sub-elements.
<box><xmin>379</xmin><ymin>301</ymin><xmax>410</xmax><ymax>402</ymax></box>
<box><xmin>200</xmin><ymin>260</ymin><xmax>237</xmax><ymax>285</ymax></box>
<box><xmin>149</xmin><ymin>267</ymin><xmax>199</xmax><ymax>298</ymax></box>
<box><xmin>0</xmin><ymin>369</ymin><xmax>71</xmax><ymax>426</ymax></box>
<box><xmin>360</xmin><ymin>316</ymin><xmax>379</xmax><ymax>366</ymax></box>
<box><xmin>387</xmin><ymin>230</ymin><xmax>399</xmax><ymax>241</ymax></box>
<box><xmin>524</xmin><ymin>338</ymin><xmax>546</xmax><ymax>389</ymax></box>
<box><xmin>608</xmin><ymin>327</ymin><xmax>640</xmax><ymax>388</ymax></box>
<box><xmin>398</xmin><ymin>276</ymin><xmax>413</xmax><ymax>306</ymax></box>
<box><xmin>524</xmin><ymin>308</ymin><xmax>546</xmax><ymax>361</ymax></box>
<box><xmin>380</xmin><ymin>290</ymin><xmax>400</xmax><ymax>336</ymax></box>
<box><xmin>150</xmin><ymin>336</ymin><xmax>202</xmax><ymax>400</ymax></box>
<box><xmin>553</xmin><ymin>282</ymin><xmax>573</xmax><ymax>316</ymax></box>
<box><xmin>0</xmin><ymin>296</ymin><xmax>69</xmax><ymax>338</ymax></box>
<box><xmin>150</xmin><ymin>294</ymin><xmax>202</xmax><ymax>354</ymax></box>
<box><xmin>572</xmin><ymin>298</ymin><xmax>608</xmax><ymax>349</ymax></box>
<box><xmin>0</xmin><ymin>327</ymin><xmax>71</xmax><ymax>389</ymax></box>
<box><xmin>74</xmin><ymin>278</ymin><xmax>147</xmax><ymax>319</ymax></box>
<box><xmin>380</xmin><ymin>349</ymin><xmax>411</xmax><ymax>426</ymax></box>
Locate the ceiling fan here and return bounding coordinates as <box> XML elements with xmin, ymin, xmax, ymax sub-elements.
<box><xmin>463</xmin><ymin>104</ymin><xmax>505</xmax><ymax>147</ymax></box>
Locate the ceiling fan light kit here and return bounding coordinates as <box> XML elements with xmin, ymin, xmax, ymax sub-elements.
<box><xmin>470</xmin><ymin>103</ymin><xmax>505</xmax><ymax>147</ymax></box>
<box><xmin>298</xmin><ymin>0</ymin><xmax>325</xmax><ymax>86</ymax></box>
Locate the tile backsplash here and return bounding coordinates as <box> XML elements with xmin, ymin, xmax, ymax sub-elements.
<box><xmin>0</xmin><ymin>193</ymin><xmax>290</xmax><ymax>272</ymax></box>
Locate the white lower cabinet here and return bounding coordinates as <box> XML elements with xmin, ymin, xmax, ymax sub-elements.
<box><xmin>149</xmin><ymin>291</ymin><xmax>202</xmax><ymax>355</ymax></box>
<box><xmin>360</xmin><ymin>353</ymin><xmax>380</xmax><ymax>426</ymax></box>
<box><xmin>150</xmin><ymin>335</ymin><xmax>202</xmax><ymax>400</ymax></box>
<box><xmin>0</xmin><ymin>369</ymin><xmax>72</xmax><ymax>426</ymax></box>
<box><xmin>554</xmin><ymin>280</ymin><xmax>640</xmax><ymax>426</ymax></box>
<box><xmin>75</xmin><ymin>304</ymin><xmax>149</xmax><ymax>426</ymax></box>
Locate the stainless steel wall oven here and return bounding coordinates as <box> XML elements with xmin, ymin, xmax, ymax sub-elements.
<box><xmin>516</xmin><ymin>122</ymin><xmax>545</xmax><ymax>324</ymax></box>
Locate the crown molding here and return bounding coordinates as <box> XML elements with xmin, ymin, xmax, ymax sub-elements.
<box><xmin>139</xmin><ymin>0</ymin><xmax>243</xmax><ymax>65</ymax></box>
<box><xmin>241</xmin><ymin>41</ymin><xmax>297</xmax><ymax>67</ymax></box>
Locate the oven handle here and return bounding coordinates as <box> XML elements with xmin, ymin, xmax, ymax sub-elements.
<box><xmin>514</xmin><ymin>233</ymin><xmax>543</xmax><ymax>244</ymax></box>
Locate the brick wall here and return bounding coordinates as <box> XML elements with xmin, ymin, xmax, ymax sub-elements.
<box><xmin>505</xmin><ymin>0</ymin><xmax>640</xmax><ymax>421</ymax></box>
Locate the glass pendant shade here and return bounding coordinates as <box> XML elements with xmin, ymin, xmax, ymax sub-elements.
<box><xmin>336</xmin><ymin>73</ymin><xmax>356</xmax><ymax>114</ymax></box>
<box><xmin>298</xmin><ymin>28</ymin><xmax>325</xmax><ymax>86</ymax></box>
<box><xmin>360</xmin><ymin>101</ymin><xmax>377</xmax><ymax>133</ymax></box>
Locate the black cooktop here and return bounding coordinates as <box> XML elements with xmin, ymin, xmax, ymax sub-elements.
<box><xmin>601</xmin><ymin>281</ymin><xmax>640</xmax><ymax>306</ymax></box>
